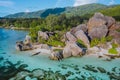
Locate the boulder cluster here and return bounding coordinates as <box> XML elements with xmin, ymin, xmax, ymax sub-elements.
<box><xmin>50</xmin><ymin>12</ymin><xmax>120</xmax><ymax>60</ymax></box>
<box><xmin>16</xmin><ymin>12</ymin><xmax>120</xmax><ymax>60</ymax></box>
<box><xmin>16</xmin><ymin>35</ymin><xmax>32</xmax><ymax>51</ymax></box>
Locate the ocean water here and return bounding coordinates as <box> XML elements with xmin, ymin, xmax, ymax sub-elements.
<box><xmin>0</xmin><ymin>28</ymin><xmax>120</xmax><ymax>80</ymax></box>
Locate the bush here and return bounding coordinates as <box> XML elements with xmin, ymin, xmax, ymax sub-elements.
<box><xmin>47</xmin><ymin>40</ymin><xmax>65</xmax><ymax>47</ymax></box>
<box><xmin>77</xmin><ymin>39</ymin><xmax>87</xmax><ymax>48</ymax></box>
<box><xmin>90</xmin><ymin>36</ymin><xmax>113</xmax><ymax>47</ymax></box>
<box><xmin>90</xmin><ymin>38</ymin><xmax>100</xmax><ymax>47</ymax></box>
<box><xmin>112</xmin><ymin>43</ymin><xmax>118</xmax><ymax>48</ymax></box>
<box><xmin>106</xmin><ymin>36</ymin><xmax>113</xmax><ymax>42</ymax></box>
<box><xmin>108</xmin><ymin>48</ymin><xmax>118</xmax><ymax>54</ymax></box>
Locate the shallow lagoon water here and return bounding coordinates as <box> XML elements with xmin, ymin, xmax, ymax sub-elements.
<box><xmin>0</xmin><ymin>28</ymin><xmax>120</xmax><ymax>80</ymax></box>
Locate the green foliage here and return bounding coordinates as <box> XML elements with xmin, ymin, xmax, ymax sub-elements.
<box><xmin>100</xmin><ymin>5</ymin><xmax>120</xmax><ymax>21</ymax></box>
<box><xmin>112</xmin><ymin>43</ymin><xmax>118</xmax><ymax>48</ymax></box>
<box><xmin>106</xmin><ymin>36</ymin><xmax>113</xmax><ymax>42</ymax></box>
<box><xmin>108</xmin><ymin>48</ymin><xmax>118</xmax><ymax>54</ymax></box>
<box><xmin>47</xmin><ymin>40</ymin><xmax>65</xmax><ymax>47</ymax></box>
<box><xmin>116</xmin><ymin>29</ymin><xmax>120</xmax><ymax>32</ymax></box>
<box><xmin>29</xmin><ymin>26</ymin><xmax>41</xmax><ymax>42</ymax></box>
<box><xmin>90</xmin><ymin>36</ymin><xmax>113</xmax><ymax>47</ymax></box>
<box><xmin>4</xmin><ymin>3</ymin><xmax>107</xmax><ymax>18</ymax></box>
<box><xmin>90</xmin><ymin>38</ymin><xmax>100</xmax><ymax>47</ymax></box>
<box><xmin>77</xmin><ymin>39</ymin><xmax>87</xmax><ymax>48</ymax></box>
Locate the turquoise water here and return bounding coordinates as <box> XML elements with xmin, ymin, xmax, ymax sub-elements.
<box><xmin>0</xmin><ymin>28</ymin><xmax>120</xmax><ymax>80</ymax></box>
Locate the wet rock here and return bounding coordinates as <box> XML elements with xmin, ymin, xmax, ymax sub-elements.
<box><xmin>32</xmin><ymin>69</ymin><xmax>44</xmax><ymax>78</ymax></box>
<box><xmin>97</xmin><ymin>67</ymin><xmax>106</xmax><ymax>73</ymax></box>
<box><xmin>0</xmin><ymin>57</ymin><xmax>3</xmax><ymax>61</ymax></box>
<box><xmin>76</xmin><ymin>71</ymin><xmax>81</xmax><ymax>74</ymax></box>
<box><xmin>13</xmin><ymin>71</ymin><xmax>31</xmax><ymax>80</ymax></box>
<box><xmin>61</xmin><ymin>66</ymin><xmax>67</xmax><ymax>69</ymax></box>
<box><xmin>67</xmin><ymin>71</ymin><xmax>74</xmax><ymax>75</ymax></box>
<box><xmin>16</xmin><ymin>41</ymin><xmax>33</xmax><ymax>51</ymax></box>
<box><xmin>50</xmin><ymin>50</ymin><xmax>63</xmax><ymax>60</ymax></box>
<box><xmin>83</xmin><ymin>65</ymin><xmax>98</xmax><ymax>72</ymax></box>
<box><xmin>109</xmin><ymin>73</ymin><xmax>120</xmax><ymax>80</ymax></box>
<box><xmin>112</xmin><ymin>67</ymin><xmax>116</xmax><ymax>72</ymax></box>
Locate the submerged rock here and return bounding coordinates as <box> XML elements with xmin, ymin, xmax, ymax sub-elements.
<box><xmin>97</xmin><ymin>67</ymin><xmax>106</xmax><ymax>73</ymax></box>
<box><xmin>83</xmin><ymin>65</ymin><xmax>98</xmax><ymax>72</ymax></box>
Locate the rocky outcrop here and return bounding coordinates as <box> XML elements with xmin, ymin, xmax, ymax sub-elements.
<box><xmin>88</xmin><ymin>25</ymin><xmax>108</xmax><ymax>39</ymax></box>
<box><xmin>87</xmin><ymin>12</ymin><xmax>115</xmax><ymax>39</ymax></box>
<box><xmin>16</xmin><ymin>35</ymin><xmax>33</xmax><ymax>51</ymax></box>
<box><xmin>64</xmin><ymin>32</ymin><xmax>77</xmax><ymax>43</ymax></box>
<box><xmin>109</xmin><ymin>30</ymin><xmax>120</xmax><ymax>44</ymax></box>
<box><xmin>38</xmin><ymin>31</ymin><xmax>49</xmax><ymax>40</ymax></box>
<box><xmin>63</xmin><ymin>42</ymin><xmax>83</xmax><ymax>58</ymax></box>
<box><xmin>50</xmin><ymin>51</ymin><xmax>63</xmax><ymax>60</ymax></box>
<box><xmin>71</xmin><ymin>24</ymin><xmax>88</xmax><ymax>33</ymax></box>
<box><xmin>74</xmin><ymin>30</ymin><xmax>90</xmax><ymax>48</ymax></box>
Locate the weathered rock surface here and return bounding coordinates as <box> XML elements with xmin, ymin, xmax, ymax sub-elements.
<box><xmin>105</xmin><ymin>16</ymin><xmax>115</xmax><ymax>28</ymax></box>
<box><xmin>71</xmin><ymin>24</ymin><xmax>88</xmax><ymax>33</ymax></box>
<box><xmin>87</xmin><ymin>12</ymin><xmax>116</xmax><ymax>39</ymax></box>
<box><xmin>109</xmin><ymin>22</ymin><xmax>120</xmax><ymax>30</ymax></box>
<box><xmin>88</xmin><ymin>25</ymin><xmax>108</xmax><ymax>39</ymax></box>
<box><xmin>38</xmin><ymin>31</ymin><xmax>49</xmax><ymax>40</ymax></box>
<box><xmin>74</xmin><ymin>30</ymin><xmax>90</xmax><ymax>48</ymax></box>
<box><xmin>64</xmin><ymin>32</ymin><xmax>77</xmax><ymax>43</ymax></box>
<box><xmin>63</xmin><ymin>42</ymin><xmax>83</xmax><ymax>58</ymax></box>
<box><xmin>109</xmin><ymin>30</ymin><xmax>120</xmax><ymax>44</ymax></box>
<box><xmin>50</xmin><ymin>51</ymin><xmax>63</xmax><ymax>60</ymax></box>
<box><xmin>16</xmin><ymin>41</ymin><xmax>33</xmax><ymax>51</ymax></box>
<box><xmin>16</xmin><ymin>35</ymin><xmax>33</xmax><ymax>51</ymax></box>
<box><xmin>87</xmin><ymin>13</ymin><xmax>107</xmax><ymax>32</ymax></box>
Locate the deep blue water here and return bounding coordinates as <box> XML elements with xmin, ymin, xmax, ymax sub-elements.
<box><xmin>0</xmin><ymin>28</ymin><xmax>120</xmax><ymax>80</ymax></box>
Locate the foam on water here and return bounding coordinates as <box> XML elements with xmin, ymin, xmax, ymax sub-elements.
<box><xmin>0</xmin><ymin>28</ymin><xmax>120</xmax><ymax>80</ymax></box>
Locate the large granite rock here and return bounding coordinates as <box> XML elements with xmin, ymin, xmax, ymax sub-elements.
<box><xmin>38</xmin><ymin>31</ymin><xmax>49</xmax><ymax>40</ymax></box>
<box><xmin>87</xmin><ymin>13</ymin><xmax>116</xmax><ymax>39</ymax></box>
<box><xmin>109</xmin><ymin>22</ymin><xmax>120</xmax><ymax>31</ymax></box>
<box><xmin>88</xmin><ymin>25</ymin><xmax>108</xmax><ymax>39</ymax></box>
<box><xmin>74</xmin><ymin>30</ymin><xmax>90</xmax><ymax>48</ymax></box>
<box><xmin>64</xmin><ymin>32</ymin><xmax>77</xmax><ymax>43</ymax></box>
<box><xmin>50</xmin><ymin>51</ymin><xmax>63</xmax><ymax>60</ymax></box>
<box><xmin>109</xmin><ymin>30</ymin><xmax>120</xmax><ymax>44</ymax></box>
<box><xmin>87</xmin><ymin>13</ymin><xmax>107</xmax><ymax>32</ymax></box>
<box><xmin>104</xmin><ymin>16</ymin><xmax>115</xmax><ymax>28</ymax></box>
<box><xmin>16</xmin><ymin>41</ymin><xmax>24</xmax><ymax>51</ymax></box>
<box><xmin>63</xmin><ymin>42</ymin><xmax>83</xmax><ymax>58</ymax></box>
<box><xmin>71</xmin><ymin>24</ymin><xmax>88</xmax><ymax>33</ymax></box>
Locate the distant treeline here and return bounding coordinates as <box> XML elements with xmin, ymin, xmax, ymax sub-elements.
<box><xmin>0</xmin><ymin>14</ymin><xmax>89</xmax><ymax>31</ymax></box>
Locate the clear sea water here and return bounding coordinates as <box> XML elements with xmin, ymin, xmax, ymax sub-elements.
<box><xmin>0</xmin><ymin>28</ymin><xmax>120</xmax><ymax>80</ymax></box>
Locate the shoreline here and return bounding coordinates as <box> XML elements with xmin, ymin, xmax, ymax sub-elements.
<box><xmin>0</xmin><ymin>26</ymin><xmax>30</xmax><ymax>30</ymax></box>
<box><xmin>28</xmin><ymin>44</ymin><xmax>120</xmax><ymax>60</ymax></box>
